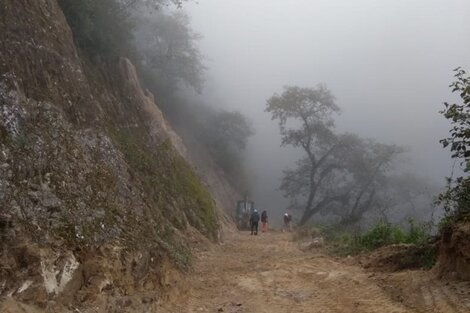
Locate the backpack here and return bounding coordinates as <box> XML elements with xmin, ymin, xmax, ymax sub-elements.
<box><xmin>251</xmin><ymin>211</ymin><xmax>260</xmax><ymax>223</ymax></box>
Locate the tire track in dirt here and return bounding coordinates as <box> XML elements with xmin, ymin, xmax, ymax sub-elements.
<box><xmin>418</xmin><ymin>281</ymin><xmax>467</xmax><ymax>313</ymax></box>
<box><xmin>361</xmin><ymin>265</ymin><xmax>470</xmax><ymax>313</ymax></box>
<box><xmin>181</xmin><ymin>232</ymin><xmax>416</xmax><ymax>313</ymax></box>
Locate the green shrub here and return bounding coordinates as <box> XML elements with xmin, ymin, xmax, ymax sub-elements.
<box><xmin>318</xmin><ymin>225</ymin><xmax>364</xmax><ymax>256</ymax></box>
<box><xmin>360</xmin><ymin>223</ymin><xmax>406</xmax><ymax>250</ymax></box>
<box><xmin>324</xmin><ymin>220</ymin><xmax>433</xmax><ymax>257</ymax></box>
<box><xmin>404</xmin><ymin>219</ymin><xmax>429</xmax><ymax>245</ymax></box>
<box><xmin>332</xmin><ymin>233</ymin><xmax>363</xmax><ymax>256</ymax></box>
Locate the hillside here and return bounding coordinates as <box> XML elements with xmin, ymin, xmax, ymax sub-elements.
<box><xmin>1</xmin><ymin>2</ymin><xmax>469</xmax><ymax>313</ymax></box>
<box><xmin>0</xmin><ymin>1</ymin><xmax>237</xmax><ymax>312</ymax></box>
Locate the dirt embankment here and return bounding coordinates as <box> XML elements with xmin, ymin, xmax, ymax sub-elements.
<box><xmin>438</xmin><ymin>218</ymin><xmax>470</xmax><ymax>281</ymax></box>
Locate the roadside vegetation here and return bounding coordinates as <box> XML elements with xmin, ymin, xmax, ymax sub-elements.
<box><xmin>322</xmin><ymin>220</ymin><xmax>432</xmax><ymax>253</ymax></box>
<box><xmin>436</xmin><ymin>67</ymin><xmax>470</xmax><ymax>227</ymax></box>
<box><xmin>295</xmin><ymin>220</ymin><xmax>437</xmax><ymax>270</ymax></box>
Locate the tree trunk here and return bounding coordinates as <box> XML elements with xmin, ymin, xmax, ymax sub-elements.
<box><xmin>299</xmin><ymin>208</ymin><xmax>317</xmax><ymax>226</ymax></box>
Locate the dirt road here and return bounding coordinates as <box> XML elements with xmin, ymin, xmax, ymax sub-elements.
<box><xmin>170</xmin><ymin>230</ymin><xmax>470</xmax><ymax>313</ymax></box>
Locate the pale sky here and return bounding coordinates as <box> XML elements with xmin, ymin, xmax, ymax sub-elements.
<box><xmin>183</xmin><ymin>0</ymin><xmax>470</xmax><ymax>214</ymax></box>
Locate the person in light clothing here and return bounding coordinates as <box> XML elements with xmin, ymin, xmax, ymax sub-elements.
<box><xmin>283</xmin><ymin>213</ymin><xmax>292</xmax><ymax>232</ymax></box>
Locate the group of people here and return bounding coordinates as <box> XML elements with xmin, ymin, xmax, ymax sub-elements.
<box><xmin>248</xmin><ymin>210</ymin><xmax>292</xmax><ymax>235</ymax></box>
<box><xmin>248</xmin><ymin>209</ymin><xmax>268</xmax><ymax>235</ymax></box>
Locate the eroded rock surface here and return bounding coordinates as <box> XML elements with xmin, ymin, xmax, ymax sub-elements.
<box><xmin>0</xmin><ymin>0</ymin><xmax>226</xmax><ymax>312</ymax></box>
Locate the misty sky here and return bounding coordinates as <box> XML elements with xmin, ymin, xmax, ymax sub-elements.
<box><xmin>184</xmin><ymin>0</ymin><xmax>470</xmax><ymax>216</ymax></box>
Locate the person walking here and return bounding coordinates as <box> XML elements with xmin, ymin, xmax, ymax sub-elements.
<box><xmin>261</xmin><ymin>210</ymin><xmax>268</xmax><ymax>233</ymax></box>
<box><xmin>250</xmin><ymin>209</ymin><xmax>260</xmax><ymax>235</ymax></box>
<box><xmin>283</xmin><ymin>213</ymin><xmax>292</xmax><ymax>232</ymax></box>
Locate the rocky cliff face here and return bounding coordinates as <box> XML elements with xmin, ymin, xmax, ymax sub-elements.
<box><xmin>0</xmin><ymin>1</ymin><xmax>230</xmax><ymax>312</ymax></box>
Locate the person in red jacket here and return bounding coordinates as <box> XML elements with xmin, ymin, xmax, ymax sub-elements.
<box><xmin>261</xmin><ymin>210</ymin><xmax>268</xmax><ymax>233</ymax></box>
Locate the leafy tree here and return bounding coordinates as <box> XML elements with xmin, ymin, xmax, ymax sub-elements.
<box><xmin>58</xmin><ymin>0</ymin><xmax>186</xmax><ymax>62</ymax></box>
<box><xmin>375</xmin><ymin>173</ymin><xmax>440</xmax><ymax>224</ymax></box>
<box><xmin>267</xmin><ymin>85</ymin><xmax>344</xmax><ymax>225</ymax></box>
<box><xmin>59</xmin><ymin>0</ymin><xmax>135</xmax><ymax>61</ymax></box>
<box><xmin>267</xmin><ymin>85</ymin><xmax>403</xmax><ymax>226</ymax></box>
<box><xmin>156</xmin><ymin>96</ymin><xmax>254</xmax><ymax>193</ymax></box>
<box><xmin>134</xmin><ymin>10</ymin><xmax>206</xmax><ymax>98</ymax></box>
<box><xmin>205</xmin><ymin>111</ymin><xmax>253</xmax><ymax>152</ymax></box>
<box><xmin>122</xmin><ymin>0</ymin><xmax>185</xmax><ymax>10</ymax></box>
<box><xmin>187</xmin><ymin>107</ymin><xmax>254</xmax><ymax>191</ymax></box>
<box><xmin>438</xmin><ymin>67</ymin><xmax>470</xmax><ymax>218</ymax></box>
<box><xmin>336</xmin><ymin>140</ymin><xmax>404</xmax><ymax>226</ymax></box>
<box><xmin>203</xmin><ymin>111</ymin><xmax>254</xmax><ymax>174</ymax></box>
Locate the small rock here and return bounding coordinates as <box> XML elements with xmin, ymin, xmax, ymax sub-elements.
<box><xmin>141</xmin><ymin>297</ymin><xmax>154</xmax><ymax>304</ymax></box>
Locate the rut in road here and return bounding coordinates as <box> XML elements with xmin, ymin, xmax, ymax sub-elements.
<box><xmin>172</xmin><ymin>231</ymin><xmax>470</xmax><ymax>313</ymax></box>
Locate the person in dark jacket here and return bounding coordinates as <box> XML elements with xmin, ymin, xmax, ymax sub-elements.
<box><xmin>250</xmin><ymin>209</ymin><xmax>260</xmax><ymax>235</ymax></box>
<box><xmin>261</xmin><ymin>210</ymin><xmax>268</xmax><ymax>233</ymax></box>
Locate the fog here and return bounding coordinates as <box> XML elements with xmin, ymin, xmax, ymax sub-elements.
<box><xmin>181</xmin><ymin>0</ymin><xmax>470</xmax><ymax>223</ymax></box>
